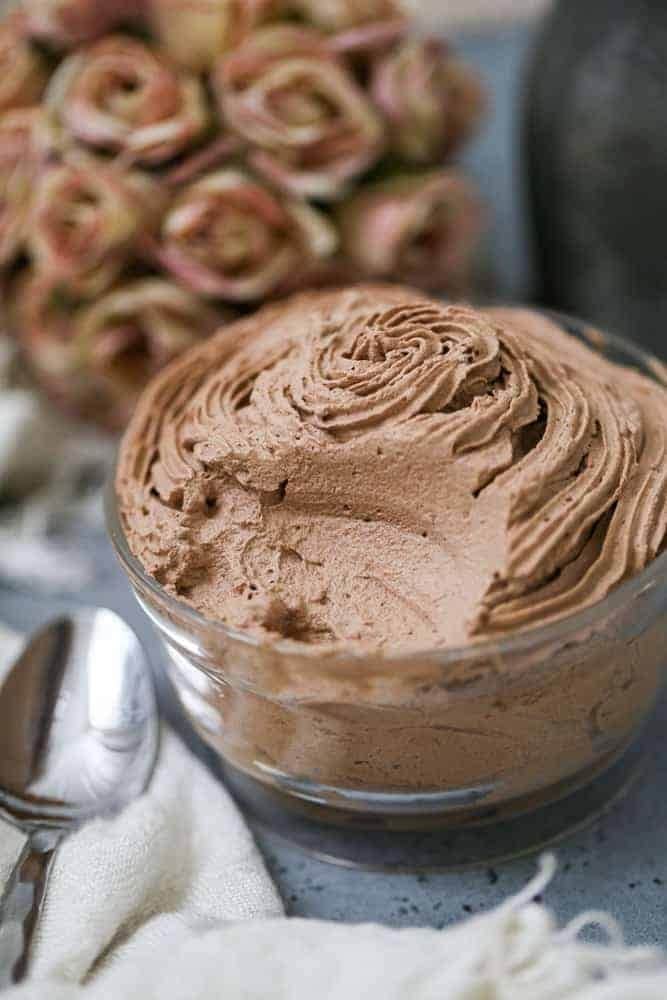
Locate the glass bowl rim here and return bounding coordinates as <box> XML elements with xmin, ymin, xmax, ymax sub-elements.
<box><xmin>105</xmin><ymin>308</ymin><xmax>667</xmax><ymax>666</ymax></box>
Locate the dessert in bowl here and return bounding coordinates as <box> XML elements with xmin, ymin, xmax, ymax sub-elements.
<box><xmin>109</xmin><ymin>285</ymin><xmax>667</xmax><ymax>854</ymax></box>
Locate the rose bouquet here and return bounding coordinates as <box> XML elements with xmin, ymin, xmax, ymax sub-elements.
<box><xmin>1</xmin><ymin>0</ymin><xmax>484</xmax><ymax>429</ymax></box>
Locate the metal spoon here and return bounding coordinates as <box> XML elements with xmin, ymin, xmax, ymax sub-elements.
<box><xmin>0</xmin><ymin>609</ymin><xmax>159</xmax><ymax>985</ymax></box>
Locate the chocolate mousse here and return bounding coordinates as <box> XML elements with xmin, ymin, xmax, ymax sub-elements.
<box><xmin>113</xmin><ymin>286</ymin><xmax>667</xmax><ymax>825</ymax></box>
<box><xmin>116</xmin><ymin>285</ymin><xmax>667</xmax><ymax>651</ymax></box>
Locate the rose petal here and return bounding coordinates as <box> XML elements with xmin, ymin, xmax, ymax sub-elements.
<box><xmin>148</xmin><ymin>0</ymin><xmax>272</xmax><ymax>71</ymax></box>
<box><xmin>0</xmin><ymin>108</ymin><xmax>40</xmax><ymax>266</ymax></box>
<box><xmin>328</xmin><ymin>16</ymin><xmax>409</xmax><ymax>55</ymax></box>
<box><xmin>164</xmin><ymin>134</ymin><xmax>244</xmax><ymax>187</ymax></box>
<box><xmin>0</xmin><ymin>15</ymin><xmax>48</xmax><ymax>114</ymax></box>
<box><xmin>284</xmin><ymin>0</ymin><xmax>402</xmax><ymax>32</ymax></box>
<box><xmin>24</xmin><ymin>0</ymin><xmax>140</xmax><ymax>48</ymax></box>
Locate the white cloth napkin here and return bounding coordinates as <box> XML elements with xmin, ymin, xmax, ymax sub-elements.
<box><xmin>1</xmin><ymin>622</ymin><xmax>667</xmax><ymax>1000</ymax></box>
<box><xmin>3</xmin><ymin>733</ymin><xmax>284</xmax><ymax>980</ymax></box>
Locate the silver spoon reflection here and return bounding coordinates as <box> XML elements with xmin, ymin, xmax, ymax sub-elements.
<box><xmin>0</xmin><ymin>609</ymin><xmax>158</xmax><ymax>984</ymax></box>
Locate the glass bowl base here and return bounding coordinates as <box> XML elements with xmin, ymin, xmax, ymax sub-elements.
<box><xmin>221</xmin><ymin>739</ymin><xmax>646</xmax><ymax>872</ymax></box>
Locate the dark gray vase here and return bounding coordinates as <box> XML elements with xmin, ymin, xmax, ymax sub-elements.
<box><xmin>525</xmin><ymin>0</ymin><xmax>667</xmax><ymax>356</ymax></box>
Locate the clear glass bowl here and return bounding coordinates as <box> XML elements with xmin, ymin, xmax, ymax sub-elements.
<box><xmin>106</xmin><ymin>313</ymin><xmax>667</xmax><ymax>868</ymax></box>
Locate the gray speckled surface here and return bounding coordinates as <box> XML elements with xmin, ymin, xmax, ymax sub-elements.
<box><xmin>2</xmin><ymin>19</ymin><xmax>666</xmax><ymax>948</ymax></box>
<box><xmin>257</xmin><ymin>729</ymin><xmax>667</xmax><ymax>939</ymax></box>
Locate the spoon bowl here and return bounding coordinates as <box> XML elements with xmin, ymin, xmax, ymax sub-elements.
<box><xmin>0</xmin><ymin>608</ymin><xmax>158</xmax><ymax>983</ymax></box>
<box><xmin>0</xmin><ymin>610</ymin><xmax>158</xmax><ymax>826</ymax></box>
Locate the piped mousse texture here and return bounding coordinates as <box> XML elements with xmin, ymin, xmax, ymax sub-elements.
<box><xmin>117</xmin><ymin>285</ymin><xmax>667</xmax><ymax>651</ymax></box>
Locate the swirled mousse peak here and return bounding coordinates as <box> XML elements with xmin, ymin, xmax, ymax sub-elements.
<box><xmin>116</xmin><ymin>286</ymin><xmax>667</xmax><ymax>650</ymax></box>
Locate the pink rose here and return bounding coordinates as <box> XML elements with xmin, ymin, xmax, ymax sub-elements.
<box><xmin>18</xmin><ymin>276</ymin><xmax>225</xmax><ymax>430</ymax></box>
<box><xmin>371</xmin><ymin>38</ymin><xmax>485</xmax><ymax>163</ymax></box>
<box><xmin>27</xmin><ymin>152</ymin><xmax>163</xmax><ymax>297</ymax></box>
<box><xmin>152</xmin><ymin>167</ymin><xmax>337</xmax><ymax>302</ymax></box>
<box><xmin>0</xmin><ymin>109</ymin><xmax>39</xmax><ymax>267</ymax></box>
<box><xmin>45</xmin><ymin>35</ymin><xmax>209</xmax><ymax>165</ymax></box>
<box><xmin>24</xmin><ymin>0</ymin><xmax>140</xmax><ymax>48</ymax></box>
<box><xmin>147</xmin><ymin>0</ymin><xmax>271</xmax><ymax>71</ymax></box>
<box><xmin>338</xmin><ymin>171</ymin><xmax>481</xmax><ymax>293</ymax></box>
<box><xmin>0</xmin><ymin>15</ymin><xmax>47</xmax><ymax>114</ymax></box>
<box><xmin>215</xmin><ymin>25</ymin><xmax>384</xmax><ymax>200</ymax></box>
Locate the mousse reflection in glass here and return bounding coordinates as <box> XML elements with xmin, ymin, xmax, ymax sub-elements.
<box><xmin>108</xmin><ymin>286</ymin><xmax>667</xmax><ymax>854</ymax></box>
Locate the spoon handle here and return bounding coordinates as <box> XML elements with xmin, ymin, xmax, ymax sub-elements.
<box><xmin>0</xmin><ymin>828</ymin><xmax>62</xmax><ymax>985</ymax></box>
